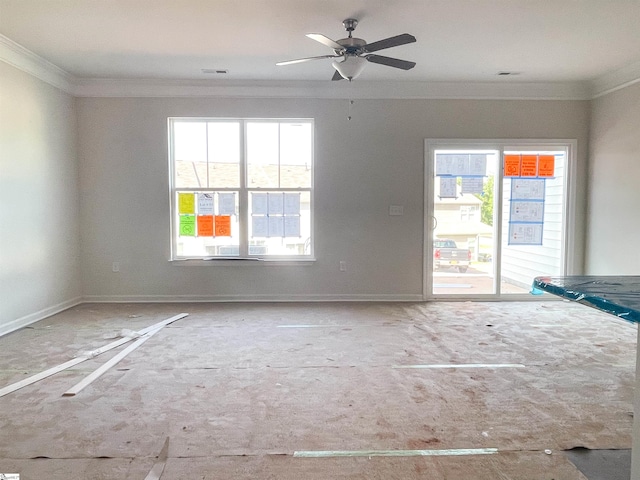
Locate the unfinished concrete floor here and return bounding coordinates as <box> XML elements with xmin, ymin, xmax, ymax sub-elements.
<box><xmin>0</xmin><ymin>301</ymin><xmax>636</xmax><ymax>479</ymax></box>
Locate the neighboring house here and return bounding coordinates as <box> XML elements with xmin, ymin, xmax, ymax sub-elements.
<box><xmin>434</xmin><ymin>184</ymin><xmax>493</xmax><ymax>261</ymax></box>
<box><xmin>500</xmin><ymin>159</ymin><xmax>566</xmax><ymax>288</ymax></box>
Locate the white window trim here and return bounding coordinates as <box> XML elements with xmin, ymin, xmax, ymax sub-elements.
<box><xmin>168</xmin><ymin>117</ymin><xmax>315</xmax><ymax>262</ymax></box>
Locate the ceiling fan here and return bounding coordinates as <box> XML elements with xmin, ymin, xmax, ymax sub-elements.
<box><xmin>276</xmin><ymin>18</ymin><xmax>416</xmax><ymax>81</ymax></box>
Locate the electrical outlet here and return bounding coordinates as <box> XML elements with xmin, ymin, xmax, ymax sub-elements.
<box><xmin>112</xmin><ymin>262</ymin><xmax>120</xmax><ymax>272</ymax></box>
<box><xmin>339</xmin><ymin>261</ymin><xmax>347</xmax><ymax>272</ymax></box>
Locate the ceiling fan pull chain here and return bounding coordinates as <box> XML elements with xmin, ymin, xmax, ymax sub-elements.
<box><xmin>347</xmin><ymin>99</ymin><xmax>354</xmax><ymax>121</ymax></box>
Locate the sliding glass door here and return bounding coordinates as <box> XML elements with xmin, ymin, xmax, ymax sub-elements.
<box><xmin>424</xmin><ymin>140</ymin><xmax>575</xmax><ymax>299</ymax></box>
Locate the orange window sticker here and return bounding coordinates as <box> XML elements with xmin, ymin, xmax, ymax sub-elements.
<box><xmin>537</xmin><ymin>155</ymin><xmax>555</xmax><ymax>177</ymax></box>
<box><xmin>520</xmin><ymin>155</ymin><xmax>538</xmax><ymax>177</ymax></box>
<box><xmin>504</xmin><ymin>155</ymin><xmax>521</xmax><ymax>177</ymax></box>
<box><xmin>197</xmin><ymin>215</ymin><xmax>214</xmax><ymax>236</ymax></box>
<box><xmin>214</xmin><ymin>215</ymin><xmax>232</xmax><ymax>237</ymax></box>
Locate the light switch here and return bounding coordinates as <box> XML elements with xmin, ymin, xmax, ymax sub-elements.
<box><xmin>389</xmin><ymin>205</ymin><xmax>404</xmax><ymax>216</ymax></box>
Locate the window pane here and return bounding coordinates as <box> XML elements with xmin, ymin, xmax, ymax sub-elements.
<box><xmin>175</xmin><ymin>191</ymin><xmax>239</xmax><ymax>257</ymax></box>
<box><xmin>280</xmin><ymin>122</ymin><xmax>312</xmax><ymax>188</ymax></box>
<box><xmin>432</xmin><ymin>150</ymin><xmax>498</xmax><ymax>295</ymax></box>
<box><xmin>500</xmin><ymin>151</ymin><xmax>566</xmax><ymax>294</ymax></box>
<box><xmin>247</xmin><ymin>122</ymin><xmax>279</xmax><ymax>188</ymax></box>
<box><xmin>249</xmin><ymin>191</ymin><xmax>311</xmax><ymax>256</ymax></box>
<box><xmin>174</xmin><ymin>122</ymin><xmax>207</xmax><ymax>188</ymax></box>
<box><xmin>208</xmin><ymin>122</ymin><xmax>240</xmax><ymax>188</ymax></box>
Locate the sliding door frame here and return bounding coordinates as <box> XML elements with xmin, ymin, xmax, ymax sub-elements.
<box><xmin>423</xmin><ymin>139</ymin><xmax>578</xmax><ymax>301</ymax></box>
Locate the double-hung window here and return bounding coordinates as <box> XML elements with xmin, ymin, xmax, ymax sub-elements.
<box><xmin>169</xmin><ymin>118</ymin><xmax>313</xmax><ymax>260</ymax></box>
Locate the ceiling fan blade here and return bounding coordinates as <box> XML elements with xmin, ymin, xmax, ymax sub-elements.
<box><xmin>364</xmin><ymin>33</ymin><xmax>416</xmax><ymax>53</ymax></box>
<box><xmin>331</xmin><ymin>70</ymin><xmax>344</xmax><ymax>81</ymax></box>
<box><xmin>276</xmin><ymin>55</ymin><xmax>339</xmax><ymax>66</ymax></box>
<box><xmin>306</xmin><ymin>33</ymin><xmax>345</xmax><ymax>51</ymax></box>
<box><xmin>366</xmin><ymin>54</ymin><xmax>416</xmax><ymax>70</ymax></box>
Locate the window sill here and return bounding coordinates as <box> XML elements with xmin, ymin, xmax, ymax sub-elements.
<box><xmin>169</xmin><ymin>258</ymin><xmax>317</xmax><ymax>266</ymax></box>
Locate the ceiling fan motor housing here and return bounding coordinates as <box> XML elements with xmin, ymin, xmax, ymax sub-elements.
<box><xmin>335</xmin><ymin>37</ymin><xmax>366</xmax><ymax>55</ymax></box>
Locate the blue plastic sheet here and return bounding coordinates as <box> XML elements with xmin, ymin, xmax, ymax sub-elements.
<box><xmin>532</xmin><ymin>276</ymin><xmax>640</xmax><ymax>324</ymax></box>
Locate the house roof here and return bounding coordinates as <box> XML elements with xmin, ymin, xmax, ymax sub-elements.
<box><xmin>176</xmin><ymin>161</ymin><xmax>311</xmax><ymax>189</ymax></box>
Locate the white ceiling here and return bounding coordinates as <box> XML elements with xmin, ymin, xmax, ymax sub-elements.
<box><xmin>2</xmin><ymin>0</ymin><xmax>640</xmax><ymax>92</ymax></box>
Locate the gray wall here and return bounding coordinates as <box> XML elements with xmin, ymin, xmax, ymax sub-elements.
<box><xmin>588</xmin><ymin>82</ymin><xmax>640</xmax><ymax>274</ymax></box>
<box><xmin>6</xmin><ymin>48</ymin><xmax>640</xmax><ymax>323</ymax></box>
<box><xmin>76</xmin><ymin>96</ymin><xmax>590</xmax><ymax>300</ymax></box>
<box><xmin>0</xmin><ymin>63</ymin><xmax>81</xmax><ymax>334</ymax></box>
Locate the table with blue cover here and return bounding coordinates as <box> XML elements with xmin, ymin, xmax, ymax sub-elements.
<box><xmin>533</xmin><ymin>275</ymin><xmax>640</xmax><ymax>479</ymax></box>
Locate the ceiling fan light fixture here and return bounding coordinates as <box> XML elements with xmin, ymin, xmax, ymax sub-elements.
<box><xmin>278</xmin><ymin>19</ymin><xmax>416</xmax><ymax>81</ymax></box>
<box><xmin>332</xmin><ymin>55</ymin><xmax>367</xmax><ymax>81</ymax></box>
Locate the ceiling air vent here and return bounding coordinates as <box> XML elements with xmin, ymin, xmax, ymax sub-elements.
<box><xmin>202</xmin><ymin>69</ymin><xmax>229</xmax><ymax>74</ymax></box>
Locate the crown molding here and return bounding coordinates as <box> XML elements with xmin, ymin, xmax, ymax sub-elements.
<box><xmin>0</xmin><ymin>34</ymin><xmax>74</xmax><ymax>94</ymax></box>
<box><xmin>589</xmin><ymin>59</ymin><xmax>640</xmax><ymax>98</ymax></box>
<box><xmin>4</xmin><ymin>32</ymin><xmax>637</xmax><ymax>101</ymax></box>
<box><xmin>72</xmin><ymin>77</ymin><xmax>592</xmax><ymax>100</ymax></box>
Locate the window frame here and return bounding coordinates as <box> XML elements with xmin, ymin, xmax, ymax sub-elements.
<box><xmin>168</xmin><ymin>117</ymin><xmax>315</xmax><ymax>262</ymax></box>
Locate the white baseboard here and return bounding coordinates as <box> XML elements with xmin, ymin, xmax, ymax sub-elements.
<box><xmin>0</xmin><ymin>294</ymin><xmax>423</xmax><ymax>338</ymax></box>
<box><xmin>0</xmin><ymin>297</ymin><xmax>83</xmax><ymax>338</ymax></box>
<box><xmin>81</xmin><ymin>294</ymin><xmax>425</xmax><ymax>303</ymax></box>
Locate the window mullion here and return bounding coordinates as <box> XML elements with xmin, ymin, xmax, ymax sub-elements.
<box><xmin>205</xmin><ymin>122</ymin><xmax>210</xmax><ymax>188</ymax></box>
<box><xmin>239</xmin><ymin>120</ymin><xmax>249</xmax><ymax>257</ymax></box>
